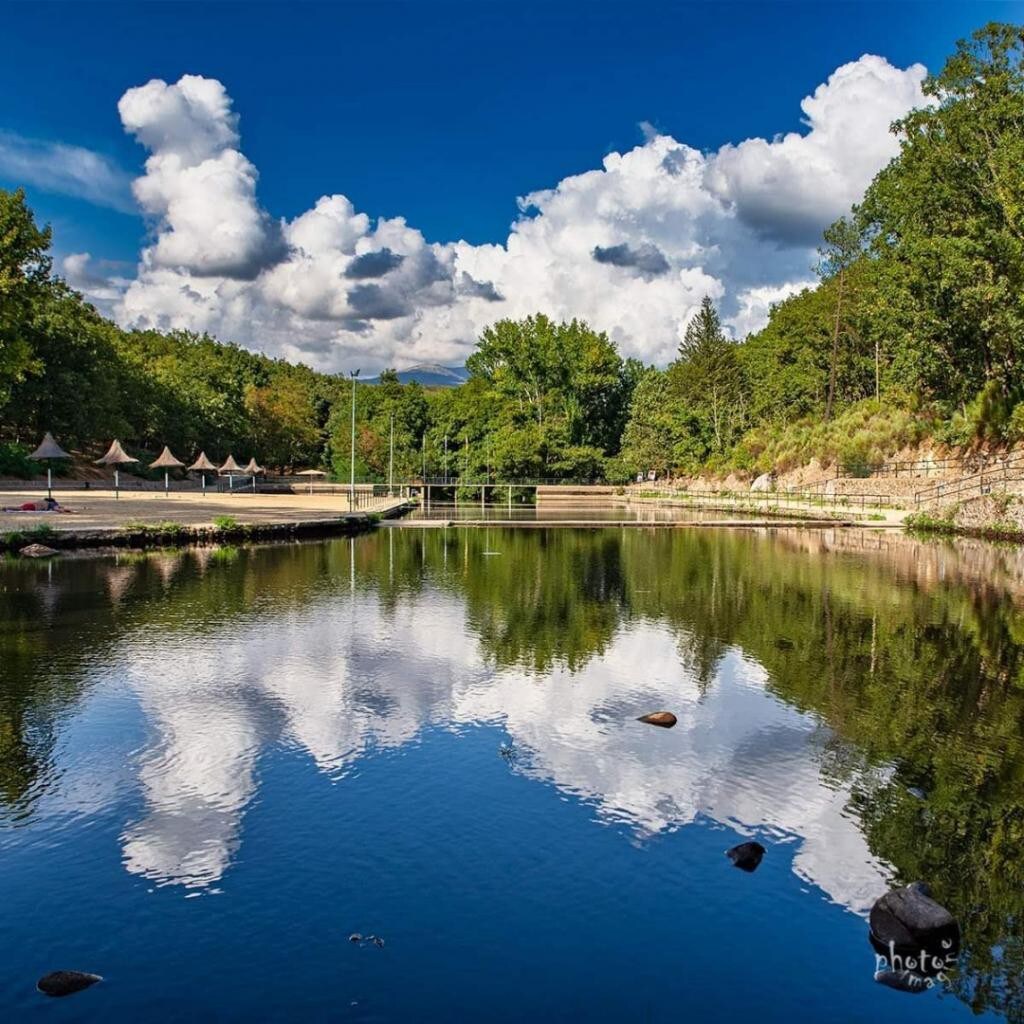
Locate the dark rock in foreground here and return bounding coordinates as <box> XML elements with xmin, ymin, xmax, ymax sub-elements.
<box><xmin>869</xmin><ymin>883</ymin><xmax>960</xmax><ymax>968</ymax></box>
<box><xmin>726</xmin><ymin>841</ymin><xmax>765</xmax><ymax>872</ymax></box>
<box><xmin>637</xmin><ymin>711</ymin><xmax>677</xmax><ymax>728</ymax></box>
<box><xmin>874</xmin><ymin>969</ymin><xmax>929</xmax><ymax>994</ymax></box>
<box><xmin>37</xmin><ymin>971</ymin><xmax>102</xmax><ymax>997</ymax></box>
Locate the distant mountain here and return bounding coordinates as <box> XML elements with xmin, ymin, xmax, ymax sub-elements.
<box><xmin>367</xmin><ymin>363</ymin><xmax>469</xmax><ymax>387</ymax></box>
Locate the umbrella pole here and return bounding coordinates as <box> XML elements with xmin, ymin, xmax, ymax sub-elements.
<box><xmin>165</xmin><ymin>471</ymin><xmax>170</xmax><ymax>496</ymax></box>
<box><xmin>47</xmin><ymin>467</ymin><xmax>52</xmax><ymax>500</ymax></box>
<box><xmin>115</xmin><ymin>468</ymin><xmax>119</xmax><ymax>500</ymax></box>
<box><xmin>202</xmin><ymin>474</ymin><xmax>206</xmax><ymax>496</ymax></box>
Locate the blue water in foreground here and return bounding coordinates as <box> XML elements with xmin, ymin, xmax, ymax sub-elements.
<box><xmin>0</xmin><ymin>528</ymin><xmax>1015</xmax><ymax>1021</ymax></box>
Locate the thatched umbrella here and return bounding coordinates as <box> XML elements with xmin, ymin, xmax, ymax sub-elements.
<box><xmin>95</xmin><ymin>440</ymin><xmax>138</xmax><ymax>499</ymax></box>
<box><xmin>243</xmin><ymin>457</ymin><xmax>264</xmax><ymax>494</ymax></box>
<box><xmin>150</xmin><ymin>446</ymin><xmax>185</xmax><ymax>495</ymax></box>
<box><xmin>296</xmin><ymin>468</ymin><xmax>326</xmax><ymax>495</ymax></box>
<box><xmin>189</xmin><ymin>451</ymin><xmax>217</xmax><ymax>495</ymax></box>
<box><xmin>28</xmin><ymin>432</ymin><xmax>72</xmax><ymax>499</ymax></box>
<box><xmin>219</xmin><ymin>454</ymin><xmax>243</xmax><ymax>490</ymax></box>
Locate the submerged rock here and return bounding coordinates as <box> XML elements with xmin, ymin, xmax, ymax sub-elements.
<box><xmin>37</xmin><ymin>971</ymin><xmax>102</xmax><ymax>997</ymax></box>
<box><xmin>873</xmin><ymin>969</ymin><xmax>929</xmax><ymax>994</ymax></box>
<box><xmin>726</xmin><ymin>841</ymin><xmax>765</xmax><ymax>872</ymax></box>
<box><xmin>20</xmin><ymin>543</ymin><xmax>58</xmax><ymax>559</ymax></box>
<box><xmin>637</xmin><ymin>711</ymin><xmax>677</xmax><ymax>728</ymax></box>
<box><xmin>869</xmin><ymin>883</ymin><xmax>960</xmax><ymax>966</ymax></box>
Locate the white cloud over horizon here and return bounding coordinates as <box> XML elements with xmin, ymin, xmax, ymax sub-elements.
<box><xmin>60</xmin><ymin>56</ymin><xmax>926</xmax><ymax>371</ymax></box>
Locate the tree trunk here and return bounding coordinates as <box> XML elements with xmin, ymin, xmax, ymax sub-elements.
<box><xmin>825</xmin><ymin>268</ymin><xmax>845</xmax><ymax>421</ymax></box>
<box><xmin>875</xmin><ymin>337</ymin><xmax>880</xmax><ymax>406</ymax></box>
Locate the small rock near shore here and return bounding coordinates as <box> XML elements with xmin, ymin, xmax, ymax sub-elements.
<box><xmin>637</xmin><ymin>711</ymin><xmax>677</xmax><ymax>728</ymax></box>
<box><xmin>37</xmin><ymin>971</ymin><xmax>102</xmax><ymax>997</ymax></box>
<box><xmin>20</xmin><ymin>543</ymin><xmax>59</xmax><ymax>559</ymax></box>
<box><xmin>726</xmin><ymin>841</ymin><xmax>766</xmax><ymax>872</ymax></box>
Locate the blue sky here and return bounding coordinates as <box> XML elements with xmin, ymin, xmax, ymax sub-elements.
<box><xmin>2</xmin><ymin>1</ymin><xmax>1020</xmax><ymax>370</ymax></box>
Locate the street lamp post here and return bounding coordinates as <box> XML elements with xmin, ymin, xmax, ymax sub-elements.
<box><xmin>388</xmin><ymin>413</ymin><xmax>395</xmax><ymax>497</ymax></box>
<box><xmin>349</xmin><ymin>369</ymin><xmax>360</xmax><ymax>510</ymax></box>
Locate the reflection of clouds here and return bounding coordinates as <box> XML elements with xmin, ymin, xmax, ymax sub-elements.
<box><xmin>111</xmin><ymin>572</ymin><xmax>889</xmax><ymax>910</ymax></box>
<box><xmin>456</xmin><ymin>631</ymin><xmax>889</xmax><ymax>914</ymax></box>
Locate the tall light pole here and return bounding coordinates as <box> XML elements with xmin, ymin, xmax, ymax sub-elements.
<box><xmin>388</xmin><ymin>413</ymin><xmax>395</xmax><ymax>497</ymax></box>
<box><xmin>349</xmin><ymin>368</ymin><xmax>360</xmax><ymax>510</ymax></box>
<box><xmin>443</xmin><ymin>434</ymin><xmax>448</xmax><ymax>482</ymax></box>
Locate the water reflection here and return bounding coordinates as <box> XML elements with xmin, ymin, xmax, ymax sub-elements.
<box><xmin>3</xmin><ymin>527</ymin><xmax>1024</xmax><ymax>1017</ymax></box>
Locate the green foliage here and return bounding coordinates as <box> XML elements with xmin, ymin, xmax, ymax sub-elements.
<box><xmin>0</xmin><ymin>442</ymin><xmax>36</xmax><ymax>478</ymax></box>
<box><xmin>858</xmin><ymin>22</ymin><xmax>1024</xmax><ymax>407</ymax></box>
<box><xmin>0</xmin><ymin>188</ymin><xmax>51</xmax><ymax>412</ymax></box>
<box><xmin>733</xmin><ymin>398</ymin><xmax>931</xmax><ymax>475</ymax></box>
<box><xmin>121</xmin><ymin>519</ymin><xmax>186</xmax><ymax>538</ymax></box>
<box><xmin>213</xmin><ymin>515</ymin><xmax>238</xmax><ymax>531</ymax></box>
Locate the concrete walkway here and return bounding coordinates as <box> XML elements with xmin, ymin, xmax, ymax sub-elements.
<box><xmin>619</xmin><ymin>494</ymin><xmax>909</xmax><ymax>526</ymax></box>
<box><xmin>0</xmin><ymin>490</ymin><xmax>408</xmax><ymax>534</ymax></box>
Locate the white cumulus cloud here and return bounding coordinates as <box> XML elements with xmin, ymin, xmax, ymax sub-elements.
<box><xmin>99</xmin><ymin>57</ymin><xmax>927</xmax><ymax>371</ymax></box>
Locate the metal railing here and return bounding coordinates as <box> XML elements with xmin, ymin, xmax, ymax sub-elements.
<box><xmin>913</xmin><ymin>450</ymin><xmax>1024</xmax><ymax>506</ymax></box>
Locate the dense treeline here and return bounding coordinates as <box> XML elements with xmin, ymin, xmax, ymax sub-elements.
<box><xmin>619</xmin><ymin>23</ymin><xmax>1024</xmax><ymax>477</ymax></box>
<box><xmin>0</xmin><ymin>194</ymin><xmax>336</xmax><ymax>473</ymax></box>
<box><xmin>1</xmin><ymin>23</ymin><xmax>1021</xmax><ymax>482</ymax></box>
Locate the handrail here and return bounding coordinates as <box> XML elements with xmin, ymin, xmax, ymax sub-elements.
<box><xmin>914</xmin><ymin>450</ymin><xmax>1024</xmax><ymax>506</ymax></box>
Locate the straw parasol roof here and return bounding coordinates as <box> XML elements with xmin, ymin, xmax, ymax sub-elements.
<box><xmin>219</xmin><ymin>455</ymin><xmax>243</xmax><ymax>474</ymax></box>
<box><xmin>296</xmin><ymin>469</ymin><xmax>327</xmax><ymax>476</ymax></box>
<box><xmin>28</xmin><ymin>432</ymin><xmax>72</xmax><ymax>461</ymax></box>
<box><xmin>244</xmin><ymin>457</ymin><xmax>264</xmax><ymax>475</ymax></box>
<box><xmin>150</xmin><ymin>446</ymin><xmax>185</xmax><ymax>469</ymax></box>
<box><xmin>95</xmin><ymin>440</ymin><xmax>138</xmax><ymax>466</ymax></box>
<box><xmin>189</xmin><ymin>451</ymin><xmax>217</xmax><ymax>472</ymax></box>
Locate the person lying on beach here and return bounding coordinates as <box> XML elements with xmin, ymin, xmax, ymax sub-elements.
<box><xmin>2</xmin><ymin>497</ymin><xmax>76</xmax><ymax>513</ymax></box>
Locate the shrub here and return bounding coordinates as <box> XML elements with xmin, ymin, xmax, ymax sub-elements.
<box><xmin>0</xmin><ymin>443</ymin><xmax>37</xmax><ymax>479</ymax></box>
<box><xmin>213</xmin><ymin>515</ymin><xmax>238</xmax><ymax>531</ymax></box>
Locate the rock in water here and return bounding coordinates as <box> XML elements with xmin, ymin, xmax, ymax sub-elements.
<box><xmin>869</xmin><ymin>884</ymin><xmax>960</xmax><ymax>964</ymax></box>
<box><xmin>726</xmin><ymin>841</ymin><xmax>766</xmax><ymax>872</ymax></box>
<box><xmin>874</xmin><ymin>969</ymin><xmax>929</xmax><ymax>994</ymax></box>
<box><xmin>37</xmin><ymin>971</ymin><xmax>102</xmax><ymax>997</ymax></box>
<box><xmin>637</xmin><ymin>711</ymin><xmax>677</xmax><ymax>728</ymax></box>
<box><xmin>20</xmin><ymin>543</ymin><xmax>58</xmax><ymax>559</ymax></box>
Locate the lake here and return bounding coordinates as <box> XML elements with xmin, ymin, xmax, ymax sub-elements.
<box><xmin>1</xmin><ymin>526</ymin><xmax>1022</xmax><ymax>1021</ymax></box>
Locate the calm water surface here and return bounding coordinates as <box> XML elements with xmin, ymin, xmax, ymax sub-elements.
<box><xmin>406</xmin><ymin>499</ymin><xmax>760</xmax><ymax>522</ymax></box>
<box><xmin>1</xmin><ymin>526</ymin><xmax>1023</xmax><ymax>1021</ymax></box>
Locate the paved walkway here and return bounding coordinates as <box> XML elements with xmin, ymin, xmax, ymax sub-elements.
<box><xmin>0</xmin><ymin>490</ymin><xmax>406</xmax><ymax>534</ymax></box>
<box><xmin>621</xmin><ymin>494</ymin><xmax>909</xmax><ymax>526</ymax></box>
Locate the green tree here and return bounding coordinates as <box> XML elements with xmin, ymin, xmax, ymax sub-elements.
<box><xmin>0</xmin><ymin>188</ymin><xmax>51</xmax><ymax>410</ymax></box>
<box><xmin>668</xmin><ymin>296</ymin><xmax>746</xmax><ymax>458</ymax></box>
<box><xmin>859</xmin><ymin>22</ymin><xmax>1024</xmax><ymax>409</ymax></box>
<box><xmin>816</xmin><ymin>215</ymin><xmax>864</xmax><ymax>419</ymax></box>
